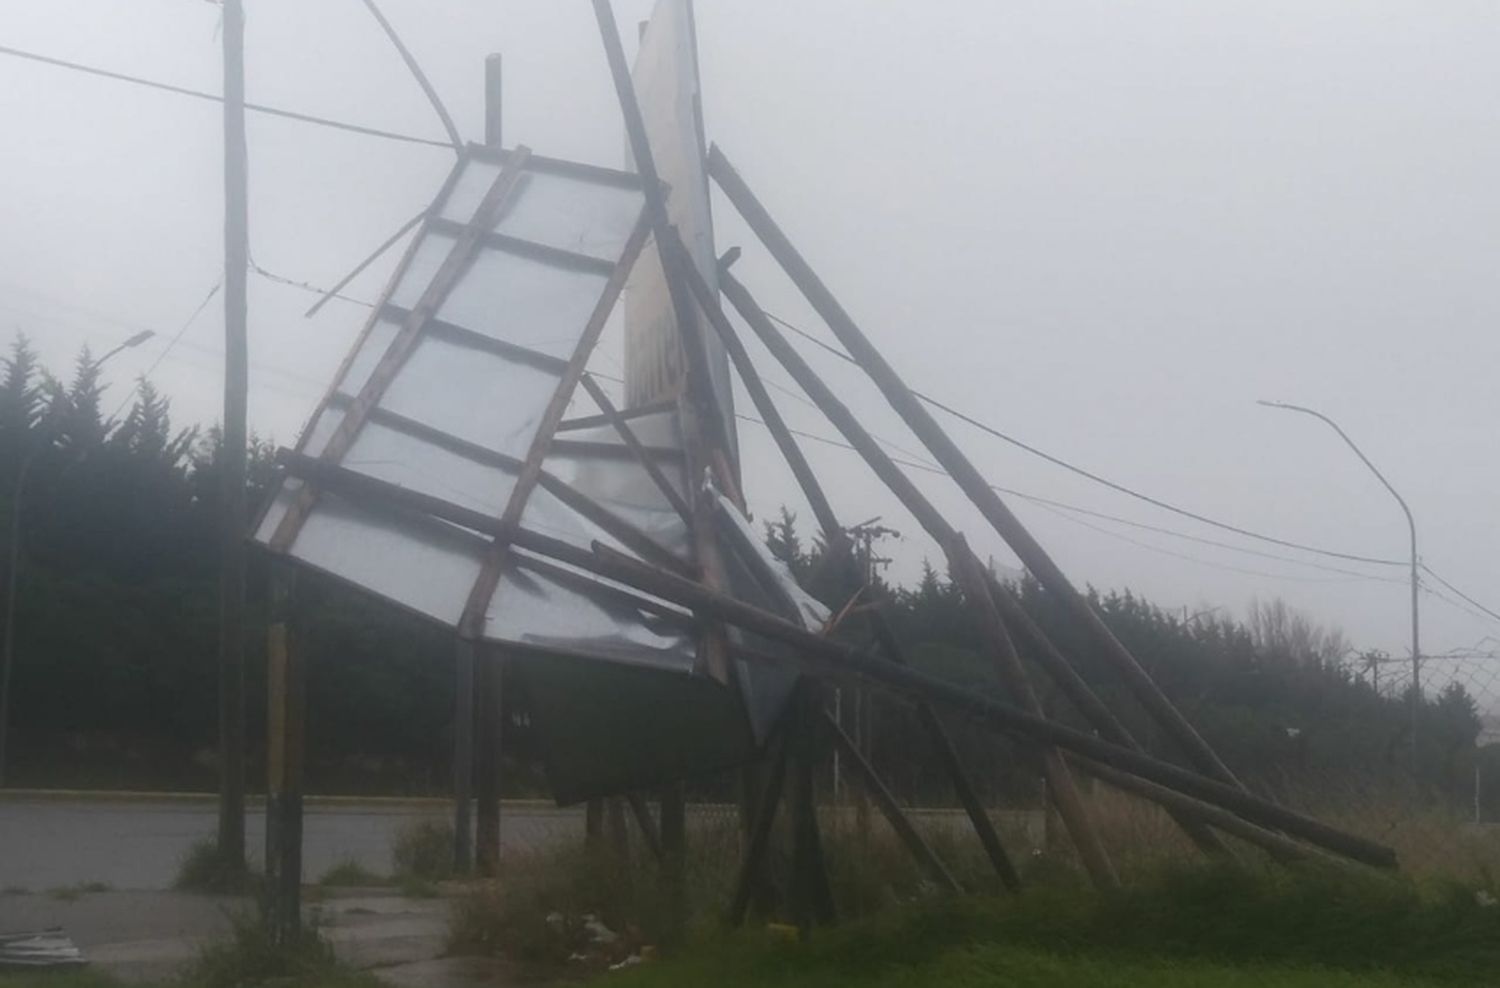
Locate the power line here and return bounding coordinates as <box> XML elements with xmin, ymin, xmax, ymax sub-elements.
<box><xmin>249</xmin><ymin>258</ymin><xmax>377</xmax><ymax>310</ymax></box>
<box><xmin>1027</xmin><ymin>498</ymin><xmax>1398</xmax><ymax>586</ymax></box>
<box><xmin>727</xmin><ymin>406</ymin><xmax>1408</xmax><ymax>586</ymax></box>
<box><xmin>109</xmin><ymin>279</ymin><xmax>222</xmax><ymax>420</ymax></box>
<box><xmin>759</xmin><ymin>310</ymin><xmax>1407</xmax><ymax>568</ymax></box>
<box><xmin>1420</xmin><ymin>563</ymin><xmax>1500</xmax><ymax>627</ymax></box>
<box><xmin>0</xmin><ymin>43</ymin><xmax>452</xmax><ymax>149</ymax></box>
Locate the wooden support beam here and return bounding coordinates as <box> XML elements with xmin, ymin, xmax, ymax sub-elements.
<box><xmin>867</xmin><ymin>617</ymin><xmax>1020</xmax><ymax>891</ymax></box>
<box><xmin>268</xmin><ymin>449</ymin><xmax>1395</xmax><ymax>869</ymax></box>
<box><xmin>659</xmin><ymin>783</ymin><xmax>687</xmax><ymax>893</ymax></box>
<box><xmin>484</xmin><ymin>52</ymin><xmax>503</xmax><ymax>148</ymax></box>
<box><xmin>456</xmin><ymin>215</ymin><xmax>652</xmax><ymax>639</ymax></box>
<box><xmin>1078</xmin><ymin>759</ymin><xmax>1316</xmax><ymax>866</ymax></box>
<box><xmin>314</xmin><ymin>399</ymin><xmax>692</xmax><ymax>578</ymax></box>
<box><xmin>265</xmin><ymin>563</ymin><xmax>304</xmax><ymax>946</ymax></box>
<box><xmin>377</xmin><ymin>305</ymin><xmax>570</xmax><ymax>373</ymax></box>
<box><xmin>585</xmin><ymin>798</ymin><xmax>605</xmax><ymax>852</ymax></box>
<box><xmin>788</xmin><ymin>685</ymin><xmax>835</xmax><ymax>931</ymax></box>
<box><xmin>708</xmin><ymin>145</ymin><xmax>1243</xmax><ymax>793</ymax></box>
<box><xmin>697</xmin><ymin>259</ymin><xmax>1020</xmax><ymax>887</ymax></box>
<box><xmin>711</xmin><ymin>262</ymin><xmax>1114</xmax><ymax>889</ymax></box>
<box><xmin>625</xmin><ymin>792</ymin><xmax>664</xmax><ymax>862</ymax></box>
<box><xmin>987</xmin><ymin>574</ymin><xmax>1229</xmax><ymax>859</ymax></box>
<box><xmin>217</xmin><ymin>0</ymin><xmax>250</xmax><ymax>879</ymax></box>
<box><xmin>452</xmin><ymin>638</ymin><xmax>475</xmax><ymax>875</ymax></box>
<box><xmin>474</xmin><ymin>646</ymin><xmax>504</xmax><ymax>877</ymax></box>
<box><xmin>821</xmin><ymin>711</ymin><xmax>959</xmax><ymax>893</ymax></box>
<box><xmin>607</xmin><ymin>797</ymin><xmax>630</xmax><ymax>858</ymax></box>
<box><xmin>271</xmin><ymin>148</ymin><xmax>534</xmax><ymax>552</ymax></box>
<box><xmin>425</xmin><ymin>218</ymin><xmax>618</xmax><ymax>276</ymax></box>
<box><xmin>728</xmin><ymin>723</ymin><xmax>790</xmax><ymax>927</ymax></box>
<box><xmin>590</xmin><ymin>0</ymin><xmax>727</xmax><ymax>449</ymax></box>
<box><xmin>949</xmin><ymin>544</ymin><xmax>1117</xmax><ymax>888</ymax></box>
<box><xmin>591</xmin><ymin>0</ymin><xmax>738</xmax><ymax>696</ymax></box>
<box><xmin>578</xmin><ymin>373</ymin><xmax>693</xmax><ymax>526</ymax></box>
<box><xmin>558</xmin><ymin>398</ymin><xmax>678</xmax><ymax>433</ymax></box>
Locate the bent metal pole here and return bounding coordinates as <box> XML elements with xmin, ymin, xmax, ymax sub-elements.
<box><xmin>707</xmin><ymin>145</ymin><xmax>1243</xmax><ymax>793</ymax></box>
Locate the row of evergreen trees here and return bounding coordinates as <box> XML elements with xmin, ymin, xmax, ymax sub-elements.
<box><xmin>0</xmin><ymin>336</ymin><xmax>1484</xmax><ymax>806</ymax></box>
<box><xmin>0</xmin><ymin>337</ymin><xmax>455</xmax><ymax>791</ymax></box>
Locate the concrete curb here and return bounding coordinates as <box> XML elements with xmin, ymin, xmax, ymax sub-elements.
<box><xmin>0</xmin><ymin>789</ymin><xmax>563</xmax><ymax>811</ymax></box>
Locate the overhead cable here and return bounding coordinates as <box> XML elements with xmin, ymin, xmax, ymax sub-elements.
<box><xmin>759</xmin><ymin>310</ymin><xmax>1406</xmax><ymax>568</ymax></box>
<box><xmin>0</xmin><ymin>43</ymin><xmax>452</xmax><ymax>149</ymax></box>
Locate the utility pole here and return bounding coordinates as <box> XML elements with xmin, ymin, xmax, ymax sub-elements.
<box><xmin>217</xmin><ymin>0</ymin><xmax>250</xmax><ymax>873</ymax></box>
<box><xmin>473</xmin><ymin>52</ymin><xmax>505</xmax><ymax>877</ymax></box>
<box><xmin>1259</xmin><ymin>401</ymin><xmax>1420</xmax><ymax>767</ymax></box>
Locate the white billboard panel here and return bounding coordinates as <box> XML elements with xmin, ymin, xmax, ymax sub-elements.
<box><xmin>623</xmin><ymin>0</ymin><xmax>737</xmax><ymax>458</ymax></box>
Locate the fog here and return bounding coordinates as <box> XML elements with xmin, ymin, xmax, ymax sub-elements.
<box><xmin>1</xmin><ymin>1</ymin><xmax>1496</xmax><ymax>663</ymax></box>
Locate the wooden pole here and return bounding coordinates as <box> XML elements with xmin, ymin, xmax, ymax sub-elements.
<box><xmin>472</xmin><ymin>50</ymin><xmax>504</xmax><ymax>881</ymax></box>
<box><xmin>607</xmin><ymin>797</ymin><xmax>630</xmax><ymax>858</ymax></box>
<box><xmin>788</xmin><ymin>684</ymin><xmax>835</xmax><ymax>931</ymax></box>
<box><xmin>989</xmin><ymin>575</ymin><xmax>1228</xmax><ymax>858</ymax></box>
<box><xmin>728</xmin><ymin>723</ymin><xmax>790</xmax><ymax>926</ymax></box>
<box><xmin>708</xmin><ymin>146</ymin><xmax>1243</xmax><ymax>793</ymax></box>
<box><xmin>589</xmin><ymin>0</ymin><xmax>735</xmax><ymax>879</ymax></box>
<box><xmin>1078</xmin><ymin>759</ymin><xmax>1315</xmax><ymax>866</ymax></box>
<box><xmin>625</xmin><ymin>793</ymin><xmax>664</xmax><ymax>862</ymax></box>
<box><xmin>265</xmin><ymin>563</ymin><xmax>304</xmax><ymax>946</ymax></box>
<box><xmin>822</xmin><ymin>712</ymin><xmax>959</xmax><ymax>893</ymax></box>
<box><xmin>949</xmin><ymin>544</ymin><xmax>1118</xmax><ymax>887</ymax></box>
<box><xmin>698</xmin><ymin>248</ymin><xmax>1020</xmax><ymax>886</ymax></box>
<box><xmin>267</xmin><ymin>451</ymin><xmax>1396</xmax><ymax>868</ymax></box>
<box><xmin>712</xmin><ymin>264</ymin><xmax>1116</xmax><ymax>889</ymax></box>
<box><xmin>585</xmin><ymin>798</ymin><xmax>605</xmax><ymax>851</ymax></box>
<box><xmin>573</xmin><ymin>544</ymin><xmax>1396</xmax><ymax>869</ymax></box>
<box><xmin>484</xmin><ymin>53</ymin><xmax>503</xmax><ymax>148</ymax></box>
<box><xmin>474</xmin><ymin>649</ymin><xmax>503</xmax><ymax>877</ymax></box>
<box><xmin>216</xmin><ymin>0</ymin><xmax>249</xmax><ymax>875</ymax></box>
<box><xmin>868</xmin><ymin>617</ymin><xmax>1020</xmax><ymax>890</ymax></box>
<box><xmin>452</xmin><ymin>639</ymin><xmax>475</xmax><ymax>874</ymax></box>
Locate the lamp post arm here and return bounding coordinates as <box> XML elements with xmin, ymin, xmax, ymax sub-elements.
<box><xmin>1256</xmin><ymin>401</ymin><xmax>1416</xmax><ymax>550</ymax></box>
<box><xmin>1258</xmin><ymin>399</ymin><xmax>1422</xmax><ymax>764</ymax></box>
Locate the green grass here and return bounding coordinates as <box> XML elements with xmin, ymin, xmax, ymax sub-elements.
<box><xmin>44</xmin><ymin>880</ymin><xmax>113</xmax><ymax>901</ymax></box>
<box><xmin>390</xmin><ymin>818</ymin><xmax>454</xmax><ymax>882</ymax></box>
<box><xmin>317</xmin><ymin>858</ymin><xmax>389</xmax><ymax>887</ymax></box>
<box><xmin>604</xmin><ymin>939</ymin><xmax>1460</xmax><ymax>987</ymax></box>
<box><xmin>597</xmin><ymin>864</ymin><xmax>1500</xmax><ymax>988</ymax></box>
<box><xmin>173</xmin><ymin>838</ymin><xmax>258</xmax><ymax>893</ymax></box>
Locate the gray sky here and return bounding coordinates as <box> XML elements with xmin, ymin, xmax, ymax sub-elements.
<box><xmin>1</xmin><ymin>0</ymin><xmax>1497</xmax><ymax>667</ymax></box>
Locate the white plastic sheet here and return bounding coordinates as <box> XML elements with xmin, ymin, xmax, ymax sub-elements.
<box><xmin>255</xmin><ymin>149</ymin><xmax>659</xmax><ymax>657</ymax></box>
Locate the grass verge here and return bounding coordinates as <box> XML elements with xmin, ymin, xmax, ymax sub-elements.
<box><xmin>601</xmin><ymin>863</ymin><xmax>1500</xmax><ymax>987</ymax></box>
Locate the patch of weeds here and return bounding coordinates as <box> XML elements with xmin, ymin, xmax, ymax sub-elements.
<box><xmin>391</xmin><ymin>818</ymin><xmax>454</xmax><ymax>883</ymax></box>
<box><xmin>45</xmin><ymin>881</ymin><xmax>112</xmax><ymax>901</ymax></box>
<box><xmin>191</xmin><ymin>910</ymin><xmax>377</xmax><ymax>988</ymax></box>
<box><xmin>175</xmin><ymin>838</ymin><xmax>259</xmax><ymax>894</ymax></box>
<box><xmin>318</xmin><ymin>858</ymin><xmax>389</xmax><ymax>888</ymax></box>
<box><xmin>449</xmin><ymin>834</ymin><xmax>715</xmax><ymax>972</ymax></box>
<box><xmin>396</xmin><ymin>875</ymin><xmax>441</xmax><ymax>899</ymax></box>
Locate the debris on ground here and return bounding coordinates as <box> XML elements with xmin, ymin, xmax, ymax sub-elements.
<box><xmin>0</xmin><ymin>928</ymin><xmax>87</xmax><ymax>969</ymax></box>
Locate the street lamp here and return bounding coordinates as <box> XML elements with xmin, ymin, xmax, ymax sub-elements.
<box><xmin>0</xmin><ymin>330</ymin><xmax>154</xmax><ymax>786</ymax></box>
<box><xmin>1257</xmin><ymin>399</ymin><xmax>1420</xmax><ymax>761</ymax></box>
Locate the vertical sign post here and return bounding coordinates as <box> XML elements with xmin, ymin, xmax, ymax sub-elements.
<box><xmin>217</xmin><ymin>0</ymin><xmax>250</xmax><ymax>877</ymax></box>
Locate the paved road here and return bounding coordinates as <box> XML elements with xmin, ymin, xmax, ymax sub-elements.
<box><xmin>0</xmin><ymin>796</ymin><xmax>582</xmax><ymax>891</ymax></box>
